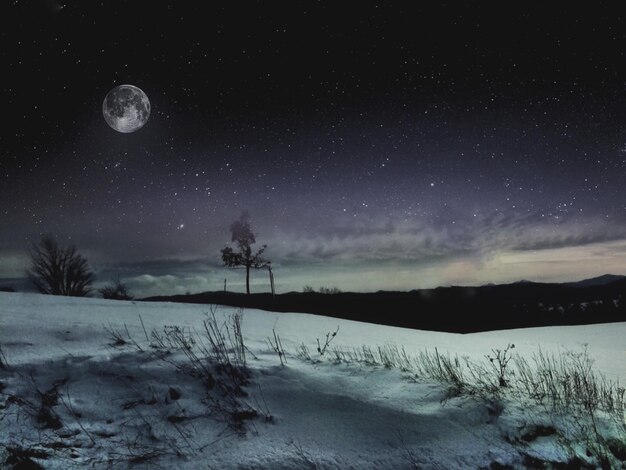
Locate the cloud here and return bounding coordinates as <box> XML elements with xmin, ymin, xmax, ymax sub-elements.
<box><xmin>126</xmin><ymin>274</ymin><xmax>215</xmax><ymax>297</ymax></box>
<box><xmin>262</xmin><ymin>210</ymin><xmax>626</xmax><ymax>266</ymax></box>
<box><xmin>94</xmin><ymin>258</ymin><xmax>221</xmax><ymax>279</ymax></box>
<box><xmin>0</xmin><ymin>251</ymin><xmax>30</xmax><ymax>278</ymax></box>
<box><xmin>122</xmin><ymin>269</ymin><xmax>273</xmax><ymax>297</ymax></box>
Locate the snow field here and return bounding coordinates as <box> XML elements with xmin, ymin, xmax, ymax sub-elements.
<box><xmin>1</xmin><ymin>292</ymin><xmax>625</xmax><ymax>468</ymax></box>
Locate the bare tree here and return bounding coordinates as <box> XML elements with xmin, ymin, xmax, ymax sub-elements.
<box><xmin>28</xmin><ymin>235</ymin><xmax>95</xmax><ymax>296</ymax></box>
<box><xmin>99</xmin><ymin>276</ymin><xmax>133</xmax><ymax>300</ymax></box>
<box><xmin>221</xmin><ymin>212</ymin><xmax>269</xmax><ymax>294</ymax></box>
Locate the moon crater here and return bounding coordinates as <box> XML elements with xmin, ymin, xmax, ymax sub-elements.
<box><xmin>102</xmin><ymin>84</ymin><xmax>150</xmax><ymax>133</ymax></box>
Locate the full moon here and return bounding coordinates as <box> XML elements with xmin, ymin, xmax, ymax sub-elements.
<box><xmin>102</xmin><ymin>84</ymin><xmax>150</xmax><ymax>133</ymax></box>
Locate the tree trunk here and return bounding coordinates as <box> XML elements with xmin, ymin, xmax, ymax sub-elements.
<box><xmin>246</xmin><ymin>264</ymin><xmax>250</xmax><ymax>294</ymax></box>
<box><xmin>269</xmin><ymin>266</ymin><xmax>275</xmax><ymax>296</ymax></box>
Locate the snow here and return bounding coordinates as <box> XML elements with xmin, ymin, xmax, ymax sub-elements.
<box><xmin>1</xmin><ymin>292</ymin><xmax>624</xmax><ymax>468</ymax></box>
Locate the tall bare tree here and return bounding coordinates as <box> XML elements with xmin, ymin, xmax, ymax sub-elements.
<box><xmin>221</xmin><ymin>212</ymin><xmax>269</xmax><ymax>294</ymax></box>
<box><xmin>28</xmin><ymin>235</ymin><xmax>95</xmax><ymax>296</ymax></box>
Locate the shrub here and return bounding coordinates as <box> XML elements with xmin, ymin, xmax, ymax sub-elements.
<box><xmin>318</xmin><ymin>286</ymin><xmax>341</xmax><ymax>295</ymax></box>
<box><xmin>316</xmin><ymin>326</ymin><xmax>339</xmax><ymax>356</ymax></box>
<box><xmin>99</xmin><ymin>277</ymin><xmax>133</xmax><ymax>300</ymax></box>
<box><xmin>267</xmin><ymin>329</ymin><xmax>287</xmax><ymax>366</ymax></box>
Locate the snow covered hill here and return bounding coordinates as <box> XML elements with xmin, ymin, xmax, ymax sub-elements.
<box><xmin>1</xmin><ymin>292</ymin><xmax>625</xmax><ymax>469</ymax></box>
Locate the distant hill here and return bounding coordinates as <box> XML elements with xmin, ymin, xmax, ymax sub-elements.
<box><xmin>142</xmin><ymin>275</ymin><xmax>626</xmax><ymax>334</ymax></box>
<box><xmin>565</xmin><ymin>274</ymin><xmax>626</xmax><ymax>287</ymax></box>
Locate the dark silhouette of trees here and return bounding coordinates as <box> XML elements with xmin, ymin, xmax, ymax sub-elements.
<box><xmin>99</xmin><ymin>276</ymin><xmax>133</xmax><ymax>300</ymax></box>
<box><xmin>28</xmin><ymin>235</ymin><xmax>95</xmax><ymax>297</ymax></box>
<box><xmin>221</xmin><ymin>212</ymin><xmax>269</xmax><ymax>294</ymax></box>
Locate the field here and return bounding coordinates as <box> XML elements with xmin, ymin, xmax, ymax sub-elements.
<box><xmin>1</xmin><ymin>292</ymin><xmax>625</xmax><ymax>468</ymax></box>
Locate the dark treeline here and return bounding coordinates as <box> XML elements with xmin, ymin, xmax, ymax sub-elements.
<box><xmin>143</xmin><ymin>278</ymin><xmax>626</xmax><ymax>333</ymax></box>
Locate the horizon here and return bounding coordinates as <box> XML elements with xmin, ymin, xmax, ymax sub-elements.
<box><xmin>3</xmin><ymin>269</ymin><xmax>625</xmax><ymax>299</ymax></box>
<box><xmin>4</xmin><ymin>3</ymin><xmax>626</xmax><ymax>298</ymax></box>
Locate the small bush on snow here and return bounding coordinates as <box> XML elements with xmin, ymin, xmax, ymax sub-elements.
<box><xmin>146</xmin><ymin>309</ymin><xmax>271</xmax><ymax>434</ymax></box>
<box><xmin>266</xmin><ymin>329</ymin><xmax>287</xmax><ymax>366</ymax></box>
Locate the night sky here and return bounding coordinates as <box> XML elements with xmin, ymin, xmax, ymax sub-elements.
<box><xmin>3</xmin><ymin>2</ymin><xmax>626</xmax><ymax>296</ymax></box>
